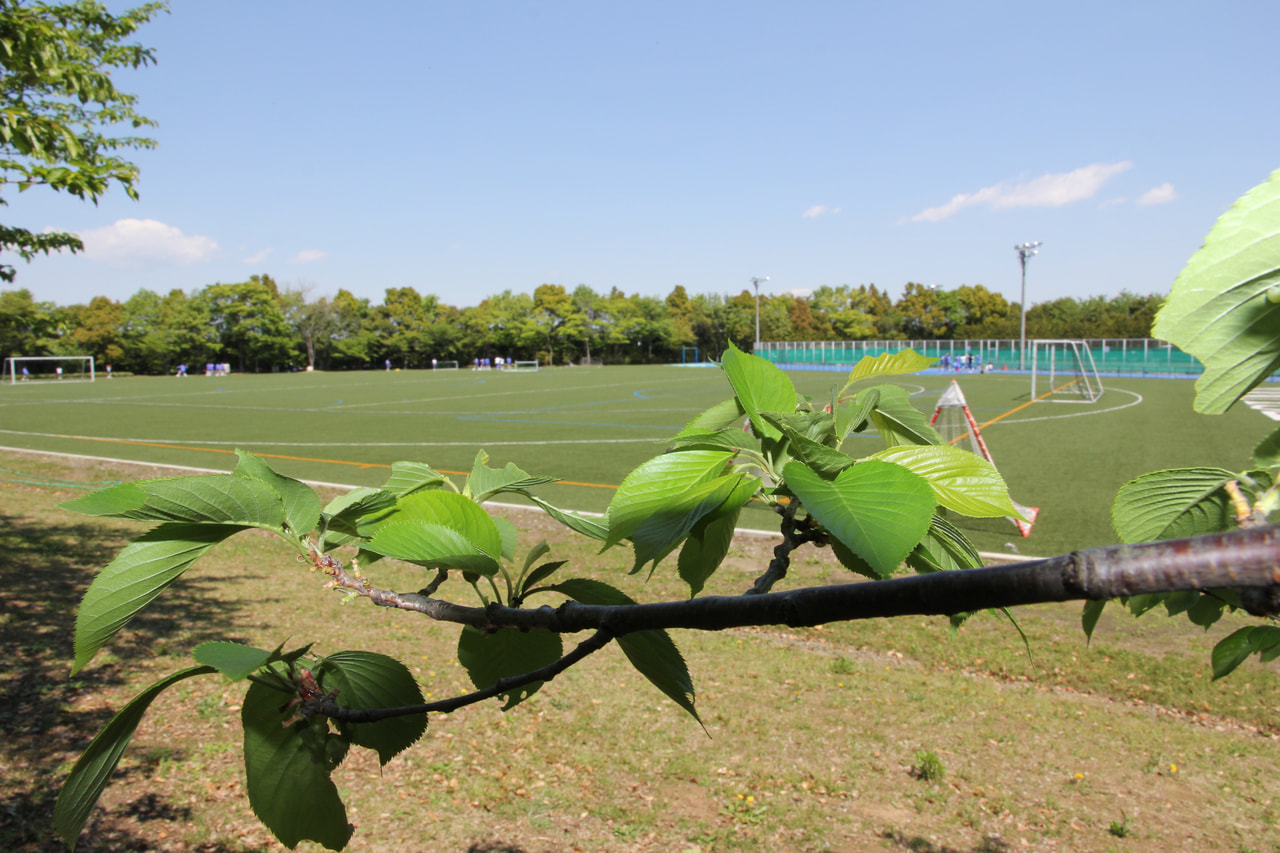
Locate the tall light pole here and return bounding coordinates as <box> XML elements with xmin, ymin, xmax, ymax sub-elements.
<box><xmin>1014</xmin><ymin>242</ymin><xmax>1041</xmax><ymax>369</ymax></box>
<box><xmin>751</xmin><ymin>276</ymin><xmax>769</xmax><ymax>348</ymax></box>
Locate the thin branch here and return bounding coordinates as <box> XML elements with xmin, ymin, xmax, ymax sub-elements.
<box><xmin>305</xmin><ymin>629</ymin><xmax>614</xmax><ymax>723</ymax></box>
<box><xmin>318</xmin><ymin>525</ymin><xmax>1280</xmax><ymax>636</ymax></box>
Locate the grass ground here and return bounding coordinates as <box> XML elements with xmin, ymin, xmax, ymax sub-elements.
<box><xmin>2</xmin><ymin>449</ymin><xmax>1278</xmax><ymax>853</ymax></box>
<box><xmin>0</xmin><ymin>364</ymin><xmax>1270</xmax><ymax>558</ymax></box>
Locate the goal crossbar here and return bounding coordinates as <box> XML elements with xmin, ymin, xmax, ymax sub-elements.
<box><xmin>5</xmin><ymin>355</ymin><xmax>95</xmax><ymax>384</ymax></box>
<box><xmin>1029</xmin><ymin>339</ymin><xmax>1103</xmax><ymax>403</ymax></box>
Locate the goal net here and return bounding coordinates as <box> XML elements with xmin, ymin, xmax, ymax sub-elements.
<box><xmin>578</xmin><ymin>357</ymin><xmax>604</xmax><ymax>367</ymax></box>
<box><xmin>1030</xmin><ymin>339</ymin><xmax>1103</xmax><ymax>403</ymax></box>
<box><xmin>5</xmin><ymin>355</ymin><xmax>95</xmax><ymax>384</ymax></box>
<box><xmin>930</xmin><ymin>380</ymin><xmax>1039</xmax><ymax>537</ymax></box>
<box><xmin>511</xmin><ymin>360</ymin><xmax>540</xmax><ymax>372</ymax></box>
<box><xmin>434</xmin><ymin>360</ymin><xmax>459</xmax><ymax>370</ymax></box>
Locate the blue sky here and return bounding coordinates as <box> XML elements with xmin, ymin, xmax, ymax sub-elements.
<box><xmin>8</xmin><ymin>1</ymin><xmax>1279</xmax><ymax>310</ymax></box>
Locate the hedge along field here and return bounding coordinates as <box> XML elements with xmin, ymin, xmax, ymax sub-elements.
<box><xmin>0</xmin><ymin>364</ymin><xmax>1269</xmax><ymax>557</ymax></box>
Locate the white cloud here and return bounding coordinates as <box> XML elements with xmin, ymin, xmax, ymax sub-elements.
<box><xmin>1137</xmin><ymin>182</ymin><xmax>1178</xmax><ymax>206</ymax></box>
<box><xmin>803</xmin><ymin>205</ymin><xmax>842</xmax><ymax>218</ymax></box>
<box><xmin>785</xmin><ymin>288</ymin><xmax>813</xmax><ymax>297</ymax></box>
<box><xmin>78</xmin><ymin>218</ymin><xmax>219</xmax><ymax>266</ymax></box>
<box><xmin>1098</xmin><ymin>197</ymin><xmax>1128</xmax><ymax>209</ymax></box>
<box><xmin>906</xmin><ymin>161</ymin><xmax>1134</xmax><ymax>223</ymax></box>
<box><xmin>290</xmin><ymin>249</ymin><xmax>328</xmax><ymax>264</ymax></box>
<box><xmin>241</xmin><ymin>248</ymin><xmax>274</xmax><ymax>264</ymax></box>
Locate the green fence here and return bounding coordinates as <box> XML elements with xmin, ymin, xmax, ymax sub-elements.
<box><xmin>754</xmin><ymin>338</ymin><xmax>1204</xmax><ymax>376</ymax></box>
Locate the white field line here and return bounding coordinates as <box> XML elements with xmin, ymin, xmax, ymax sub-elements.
<box><xmin>976</xmin><ymin>387</ymin><xmax>1144</xmax><ymax>426</ymax></box>
<box><xmin>0</xmin><ymin>427</ymin><xmax>666</xmax><ymax>447</ymax></box>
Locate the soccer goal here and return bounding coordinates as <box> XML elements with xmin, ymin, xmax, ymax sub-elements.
<box><xmin>578</xmin><ymin>357</ymin><xmax>604</xmax><ymax>367</ymax></box>
<box><xmin>5</xmin><ymin>355</ymin><xmax>95</xmax><ymax>384</ymax></box>
<box><xmin>680</xmin><ymin>346</ymin><xmax>700</xmax><ymax>364</ymax></box>
<box><xmin>930</xmin><ymin>380</ymin><xmax>1039</xmax><ymax>537</ymax></box>
<box><xmin>434</xmin><ymin>360</ymin><xmax>459</xmax><ymax>370</ymax></box>
<box><xmin>1030</xmin><ymin>339</ymin><xmax>1103</xmax><ymax>403</ymax></box>
<box><xmin>511</xmin><ymin>360</ymin><xmax>540</xmax><ymax>372</ymax></box>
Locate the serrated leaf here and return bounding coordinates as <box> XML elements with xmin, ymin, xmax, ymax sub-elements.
<box><xmin>1254</xmin><ymin>425</ymin><xmax>1280</xmax><ymax>469</ymax></box>
<box><xmin>604</xmin><ymin>450</ymin><xmax>736</xmax><ymax>548</ymax></box>
<box><xmin>63</xmin><ymin>475</ymin><xmax>285</xmax><ymax>527</ymax></box>
<box><xmin>1187</xmin><ymin>593</ymin><xmax>1228</xmax><ymax>628</ymax></box>
<box><xmin>1081</xmin><ymin>599</ymin><xmax>1107</xmax><ymax>643</ymax></box>
<box><xmin>363</xmin><ymin>520</ymin><xmax>500</xmax><ymax>575</ymax></box>
<box><xmin>720</xmin><ymin>341</ymin><xmax>797</xmax><ymax>440</ymax></box>
<box><xmin>493</xmin><ymin>516</ymin><xmax>519</xmax><ymax>561</ymax></box>
<box><xmin>74</xmin><ymin>523</ymin><xmax>244</xmax><ymax>673</ymax></box>
<box><xmin>866</xmin><ymin>385</ymin><xmax>943</xmax><ymax>448</ymax></box>
<box><xmin>456</xmin><ymin>626</ymin><xmax>563</xmax><ymax>710</ymax></box>
<box><xmin>1111</xmin><ymin>467</ymin><xmax>1237</xmax><ymax>543</ymax></box>
<box><xmin>548</xmin><ymin>579</ymin><xmax>699</xmax><ymax>722</ymax></box>
<box><xmin>54</xmin><ymin>665</ymin><xmax>216</xmax><ymax>850</ymax></box>
<box><xmin>1212</xmin><ymin>628</ymin><xmax>1258</xmax><ymax>680</ymax></box>
<box><xmin>872</xmin><ymin>445</ymin><xmax>1018</xmax><ymax>518</ymax></box>
<box><xmin>519</xmin><ymin>560</ymin><xmax>567</xmax><ymax>595</ymax></box>
<box><xmin>627</xmin><ymin>474</ymin><xmax>758</xmax><ymax>572</ymax></box>
<box><xmin>782</xmin><ymin>430</ymin><xmax>855</xmax><ymax>479</ymax></box>
<box><xmin>676</xmin><ymin>397</ymin><xmax>748</xmax><ymax>436</ymax></box>
<box><xmin>242</xmin><ymin>672</ymin><xmax>353</xmax><ymax>850</ymax></box>
<box><xmin>234</xmin><ymin>450</ymin><xmax>321</xmax><ymax>536</ymax></box>
<box><xmin>320</xmin><ymin>487</ymin><xmax>398</xmax><ymax>545</ymax></box>
<box><xmin>319</xmin><ymin>651</ymin><xmax>426</xmax><ymax>764</ymax></box>
<box><xmin>676</xmin><ymin>477</ymin><xmax>756</xmax><ymax>596</ymax></box>
<box><xmin>668</xmin><ymin>427</ymin><xmax>760</xmax><ymax>453</ymax></box>
<box><xmin>465</xmin><ymin>449</ymin><xmax>558</xmax><ymax>503</ymax></box>
<box><xmin>841</xmin><ymin>349</ymin><xmax>936</xmax><ymax>392</ymax></box>
<box><xmin>906</xmin><ymin>515</ymin><xmax>984</xmax><ymax>574</ymax></box>
<box><xmin>382</xmin><ymin>461</ymin><xmax>448</xmax><ymax>496</ymax></box>
<box><xmin>193</xmin><ymin>641</ymin><xmax>272</xmax><ymax>681</ymax></box>
<box><xmin>784</xmin><ymin>459</ymin><xmax>934</xmax><ymax>577</ymax></box>
<box><xmin>520</xmin><ymin>493</ymin><xmax>609</xmax><ymax>541</ymax></box>
<box><xmin>835</xmin><ymin>388</ymin><xmax>880</xmax><ymax>442</ymax></box>
<box><xmin>1152</xmin><ymin>169</ymin><xmax>1280</xmax><ymax>414</ymax></box>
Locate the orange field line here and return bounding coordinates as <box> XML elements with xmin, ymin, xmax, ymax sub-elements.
<box><xmin>974</xmin><ymin>379</ymin><xmax>1078</xmax><ymax>430</ymax></box>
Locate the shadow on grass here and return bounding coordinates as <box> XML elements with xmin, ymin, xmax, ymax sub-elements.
<box><xmin>883</xmin><ymin>830</ymin><xmax>1013</xmax><ymax>853</ymax></box>
<box><xmin>0</xmin><ymin>511</ymin><xmax>257</xmax><ymax>852</ymax></box>
<box><xmin>467</xmin><ymin>843</ymin><xmax>531</xmax><ymax>853</ymax></box>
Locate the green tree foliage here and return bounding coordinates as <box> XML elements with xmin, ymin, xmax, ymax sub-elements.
<box><xmin>202</xmin><ymin>276</ymin><xmax>294</xmax><ymax>372</ymax></box>
<box><xmin>0</xmin><ymin>0</ymin><xmax>166</xmax><ymax>281</ymax></box>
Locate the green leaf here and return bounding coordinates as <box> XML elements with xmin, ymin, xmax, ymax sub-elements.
<box><xmin>676</xmin><ymin>397</ymin><xmax>748</xmax><ymax>435</ymax></box>
<box><xmin>242</xmin><ymin>672</ymin><xmax>354</xmax><ymax>850</ymax></box>
<box><xmin>193</xmin><ymin>641</ymin><xmax>272</xmax><ymax>681</ymax></box>
<box><xmin>62</xmin><ymin>474</ymin><xmax>285</xmax><ymax>528</ymax></box>
<box><xmin>1187</xmin><ymin>593</ymin><xmax>1228</xmax><ymax>629</ymax></box>
<box><xmin>1081</xmin><ymin>599</ymin><xmax>1107</xmax><ymax>643</ymax></box>
<box><xmin>676</xmin><ymin>477</ymin><xmax>756</xmax><ymax>596</ymax></box>
<box><xmin>1212</xmin><ymin>628</ymin><xmax>1258</xmax><ymax>680</ymax></box>
<box><xmin>906</xmin><ymin>515</ymin><xmax>984</xmax><ymax>574</ymax></box>
<box><xmin>784</xmin><ymin>460</ymin><xmax>934</xmax><ymax>577</ymax></box>
<box><xmin>603</xmin><ymin>450</ymin><xmax>736</xmax><ymax>548</ymax></box>
<box><xmin>318</xmin><ymin>651</ymin><xmax>427</xmax><ymax>764</ymax></box>
<box><xmin>456</xmin><ymin>626</ymin><xmax>563</xmax><ymax>710</ymax></box>
<box><xmin>1152</xmin><ymin>169</ymin><xmax>1280</xmax><ymax>414</ymax></box>
<box><xmin>520</xmin><ymin>493</ymin><xmax>609</xmax><ymax>541</ymax></box>
<box><xmin>548</xmin><ymin>579</ymin><xmax>699</xmax><ymax>723</ymax></box>
<box><xmin>363</xmin><ymin>521</ymin><xmax>501</xmax><ymax>576</ymax></box>
<box><xmin>465</xmin><ymin>449</ymin><xmax>558</xmax><ymax>503</ymax></box>
<box><xmin>234</xmin><ymin>449</ymin><xmax>321</xmax><ymax>536</ymax></box>
<box><xmin>841</xmin><ymin>349</ymin><xmax>936</xmax><ymax>393</ymax></box>
<box><xmin>494</xmin><ymin>515</ymin><xmax>519</xmax><ymax>561</ymax></box>
<box><xmin>835</xmin><ymin>387</ymin><xmax>880</xmax><ymax>442</ymax></box>
<box><xmin>626</xmin><ymin>474</ymin><xmax>759</xmax><ymax>572</ymax></box>
<box><xmin>1254</xmin><ymin>425</ymin><xmax>1280</xmax><ymax>469</ymax></box>
<box><xmin>393</xmin><ymin>491</ymin><xmax>504</xmax><ymax>555</ymax></box>
<box><xmin>74</xmin><ymin>523</ymin><xmax>244</xmax><ymax>673</ymax></box>
<box><xmin>668</xmin><ymin>427</ymin><xmax>761</xmax><ymax>453</ymax></box>
<box><xmin>872</xmin><ymin>445</ymin><xmax>1018</xmax><ymax>518</ymax></box>
<box><xmin>383</xmin><ymin>461</ymin><xmax>448</xmax><ymax>496</ymax></box>
<box><xmin>320</xmin><ymin>487</ymin><xmax>398</xmax><ymax>545</ymax></box>
<box><xmin>54</xmin><ymin>665</ymin><xmax>216</xmax><ymax>850</ymax></box>
<box><xmin>1111</xmin><ymin>467</ymin><xmax>1237</xmax><ymax>543</ymax></box>
<box><xmin>720</xmin><ymin>341</ymin><xmax>797</xmax><ymax>440</ymax></box>
<box><xmin>782</xmin><ymin>430</ymin><xmax>855</xmax><ymax>479</ymax></box>
<box><xmin>866</xmin><ymin>385</ymin><xmax>943</xmax><ymax>448</ymax></box>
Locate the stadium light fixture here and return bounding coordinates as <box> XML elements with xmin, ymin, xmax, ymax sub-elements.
<box><xmin>751</xmin><ymin>276</ymin><xmax>769</xmax><ymax>348</ymax></box>
<box><xmin>1015</xmin><ymin>242</ymin><xmax>1041</xmax><ymax>369</ymax></box>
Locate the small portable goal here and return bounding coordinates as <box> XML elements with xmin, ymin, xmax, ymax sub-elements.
<box><xmin>1030</xmin><ymin>340</ymin><xmax>1103</xmax><ymax>403</ymax></box>
<box><xmin>511</xmin><ymin>360</ymin><xmax>540</xmax><ymax>372</ymax></box>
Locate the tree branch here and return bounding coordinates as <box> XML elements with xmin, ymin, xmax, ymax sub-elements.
<box><xmin>320</xmin><ymin>525</ymin><xmax>1280</xmax><ymax>635</ymax></box>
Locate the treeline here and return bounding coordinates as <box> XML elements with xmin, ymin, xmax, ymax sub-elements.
<box><xmin>0</xmin><ymin>276</ymin><xmax>1163</xmax><ymax>374</ymax></box>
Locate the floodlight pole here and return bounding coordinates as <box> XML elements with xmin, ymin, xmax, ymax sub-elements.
<box><xmin>751</xmin><ymin>276</ymin><xmax>769</xmax><ymax>349</ymax></box>
<box><xmin>1015</xmin><ymin>242</ymin><xmax>1041</xmax><ymax>369</ymax></box>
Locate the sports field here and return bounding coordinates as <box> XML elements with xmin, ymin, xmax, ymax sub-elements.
<box><xmin>0</xmin><ymin>364</ymin><xmax>1269</xmax><ymax>557</ymax></box>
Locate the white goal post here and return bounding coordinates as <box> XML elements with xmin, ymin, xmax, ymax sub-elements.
<box><xmin>1029</xmin><ymin>340</ymin><xmax>1103</xmax><ymax>403</ymax></box>
<box><xmin>511</xmin><ymin>360</ymin><xmax>540</xmax><ymax>372</ymax></box>
<box><xmin>5</xmin><ymin>355</ymin><xmax>95</xmax><ymax>384</ymax></box>
<box><xmin>434</xmin><ymin>360</ymin><xmax>460</xmax><ymax>370</ymax></box>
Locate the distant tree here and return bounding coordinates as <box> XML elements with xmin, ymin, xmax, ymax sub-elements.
<box><xmin>202</xmin><ymin>278</ymin><xmax>293</xmax><ymax>372</ymax></box>
<box><xmin>528</xmin><ymin>283</ymin><xmax>585</xmax><ymax>365</ymax></box>
<box><xmin>66</xmin><ymin>295</ymin><xmax>124</xmax><ymax>364</ymax></box>
<box><xmin>0</xmin><ymin>287</ymin><xmax>53</xmax><ymax>356</ymax></box>
<box><xmin>281</xmin><ymin>286</ymin><xmax>338</xmax><ymax>371</ymax></box>
<box><xmin>0</xmin><ymin>1</ymin><xmax>166</xmax><ymax>282</ymax></box>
